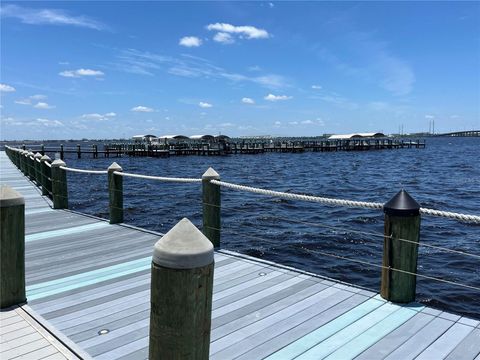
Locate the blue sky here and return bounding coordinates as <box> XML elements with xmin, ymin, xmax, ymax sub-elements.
<box><xmin>1</xmin><ymin>1</ymin><xmax>479</xmax><ymax>140</ymax></box>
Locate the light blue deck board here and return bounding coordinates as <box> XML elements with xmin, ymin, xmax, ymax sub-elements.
<box><xmin>354</xmin><ymin>311</ymin><xmax>435</xmax><ymax>359</ymax></box>
<box><xmin>323</xmin><ymin>304</ymin><xmax>422</xmax><ymax>360</ymax></box>
<box><xmin>27</xmin><ymin>257</ymin><xmax>151</xmax><ymax>300</ymax></box>
<box><xmin>26</xmin><ymin>222</ymin><xmax>110</xmax><ymax>242</ymax></box>
<box><xmin>295</xmin><ymin>300</ymin><xmax>401</xmax><ymax>360</ymax></box>
<box><xmin>384</xmin><ymin>317</ymin><xmax>454</xmax><ymax>359</ymax></box>
<box><xmin>265</xmin><ymin>297</ymin><xmax>385</xmax><ymax>360</ymax></box>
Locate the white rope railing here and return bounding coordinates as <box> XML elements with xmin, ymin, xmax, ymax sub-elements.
<box><xmin>419</xmin><ymin>208</ymin><xmax>480</xmax><ymax>223</ymax></box>
<box><xmin>45</xmin><ymin>162</ymin><xmax>52</xmax><ymax>168</ymax></box>
<box><xmin>210</xmin><ymin>180</ymin><xmax>480</xmax><ymax>224</ymax></box>
<box><xmin>59</xmin><ymin>166</ymin><xmax>107</xmax><ymax>175</ymax></box>
<box><xmin>210</xmin><ymin>179</ymin><xmax>384</xmax><ymax>209</ymax></box>
<box><xmin>114</xmin><ymin>171</ymin><xmax>202</xmax><ymax>183</ymax></box>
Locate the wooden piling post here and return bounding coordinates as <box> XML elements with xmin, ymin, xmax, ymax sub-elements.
<box><xmin>149</xmin><ymin>218</ymin><xmax>214</xmax><ymax>360</ymax></box>
<box><xmin>40</xmin><ymin>155</ymin><xmax>52</xmax><ymax>196</ymax></box>
<box><xmin>40</xmin><ymin>144</ymin><xmax>45</xmax><ymax>155</ymax></box>
<box><xmin>19</xmin><ymin>150</ymin><xmax>26</xmax><ymax>174</ymax></box>
<box><xmin>26</xmin><ymin>151</ymin><xmax>35</xmax><ymax>180</ymax></box>
<box><xmin>108</xmin><ymin>162</ymin><xmax>123</xmax><ymax>224</ymax></box>
<box><xmin>0</xmin><ymin>186</ymin><xmax>26</xmax><ymax>308</ymax></box>
<box><xmin>51</xmin><ymin>159</ymin><xmax>68</xmax><ymax>209</ymax></box>
<box><xmin>60</xmin><ymin>144</ymin><xmax>64</xmax><ymax>160</ymax></box>
<box><xmin>77</xmin><ymin>144</ymin><xmax>81</xmax><ymax>159</ymax></box>
<box><xmin>381</xmin><ymin>190</ymin><xmax>421</xmax><ymax>303</ymax></box>
<box><xmin>34</xmin><ymin>152</ymin><xmax>43</xmax><ymax>186</ymax></box>
<box><xmin>202</xmin><ymin>167</ymin><xmax>221</xmax><ymax>248</ymax></box>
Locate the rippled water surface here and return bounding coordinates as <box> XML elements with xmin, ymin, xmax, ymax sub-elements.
<box><xmin>57</xmin><ymin>137</ymin><xmax>479</xmax><ymax>318</ymax></box>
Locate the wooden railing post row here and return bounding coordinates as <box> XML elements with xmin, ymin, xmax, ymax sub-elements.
<box><xmin>51</xmin><ymin>159</ymin><xmax>68</xmax><ymax>209</ymax></box>
<box><xmin>381</xmin><ymin>189</ymin><xmax>421</xmax><ymax>303</ymax></box>
<box><xmin>108</xmin><ymin>162</ymin><xmax>123</xmax><ymax>224</ymax></box>
<box><xmin>202</xmin><ymin>167</ymin><xmax>221</xmax><ymax>248</ymax></box>
<box><xmin>0</xmin><ymin>186</ymin><xmax>26</xmax><ymax>308</ymax></box>
<box><xmin>33</xmin><ymin>152</ymin><xmax>43</xmax><ymax>187</ymax></box>
<box><xmin>149</xmin><ymin>218</ymin><xmax>214</xmax><ymax>360</ymax></box>
<box><xmin>40</xmin><ymin>155</ymin><xmax>52</xmax><ymax>196</ymax></box>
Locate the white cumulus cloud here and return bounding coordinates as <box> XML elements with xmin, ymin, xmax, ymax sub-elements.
<box><xmin>425</xmin><ymin>114</ymin><xmax>435</xmax><ymax>119</ymax></box>
<box><xmin>131</xmin><ymin>105</ymin><xmax>154</xmax><ymax>112</ymax></box>
<box><xmin>242</xmin><ymin>97</ymin><xmax>255</xmax><ymax>104</ymax></box>
<box><xmin>15</xmin><ymin>99</ymin><xmax>32</xmax><ymax>105</ymax></box>
<box><xmin>199</xmin><ymin>102</ymin><xmax>213</xmax><ymax>108</ymax></box>
<box><xmin>81</xmin><ymin>112</ymin><xmax>116</xmax><ymax>121</ymax></box>
<box><xmin>301</xmin><ymin>120</ymin><xmax>314</xmax><ymax>125</ymax></box>
<box><xmin>36</xmin><ymin>118</ymin><xmax>63</xmax><ymax>127</ymax></box>
<box><xmin>206</xmin><ymin>23</ymin><xmax>269</xmax><ymax>39</ymax></box>
<box><xmin>34</xmin><ymin>102</ymin><xmax>55</xmax><ymax>109</ymax></box>
<box><xmin>213</xmin><ymin>32</ymin><xmax>234</xmax><ymax>44</ymax></box>
<box><xmin>59</xmin><ymin>68</ymin><xmax>104</xmax><ymax>78</ymax></box>
<box><xmin>179</xmin><ymin>36</ymin><xmax>202</xmax><ymax>47</ymax></box>
<box><xmin>264</xmin><ymin>94</ymin><xmax>292</xmax><ymax>101</ymax></box>
<box><xmin>311</xmin><ymin>85</ymin><xmax>322</xmax><ymax>90</ymax></box>
<box><xmin>30</xmin><ymin>94</ymin><xmax>47</xmax><ymax>100</ymax></box>
<box><xmin>0</xmin><ymin>83</ymin><xmax>16</xmax><ymax>92</ymax></box>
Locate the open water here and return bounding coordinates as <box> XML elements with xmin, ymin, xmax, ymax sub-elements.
<box><xmin>40</xmin><ymin>137</ymin><xmax>479</xmax><ymax>319</ymax></box>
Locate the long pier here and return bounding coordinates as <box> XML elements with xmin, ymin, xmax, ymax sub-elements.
<box><xmin>7</xmin><ymin>137</ymin><xmax>426</xmax><ymax>159</ymax></box>
<box><xmin>1</xmin><ymin>150</ymin><xmax>479</xmax><ymax>359</ymax></box>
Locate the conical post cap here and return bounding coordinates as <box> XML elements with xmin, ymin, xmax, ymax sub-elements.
<box><xmin>384</xmin><ymin>190</ymin><xmax>420</xmax><ymax>216</ymax></box>
<box><xmin>153</xmin><ymin>218</ymin><xmax>214</xmax><ymax>269</ymax></box>
<box><xmin>0</xmin><ymin>186</ymin><xmax>25</xmax><ymax>208</ymax></box>
<box><xmin>202</xmin><ymin>167</ymin><xmax>219</xmax><ymax>180</ymax></box>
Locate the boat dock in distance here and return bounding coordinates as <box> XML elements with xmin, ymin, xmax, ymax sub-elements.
<box><xmin>14</xmin><ymin>133</ymin><xmax>426</xmax><ymax>158</ymax></box>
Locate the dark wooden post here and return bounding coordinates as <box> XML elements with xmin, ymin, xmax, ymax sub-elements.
<box><xmin>77</xmin><ymin>144</ymin><xmax>81</xmax><ymax>159</ymax></box>
<box><xmin>108</xmin><ymin>162</ymin><xmax>123</xmax><ymax>224</ymax></box>
<box><xmin>40</xmin><ymin>144</ymin><xmax>45</xmax><ymax>155</ymax></box>
<box><xmin>33</xmin><ymin>152</ymin><xmax>43</xmax><ymax>186</ymax></box>
<box><xmin>0</xmin><ymin>186</ymin><xmax>26</xmax><ymax>308</ymax></box>
<box><xmin>149</xmin><ymin>218</ymin><xmax>214</xmax><ymax>360</ymax></box>
<box><xmin>40</xmin><ymin>155</ymin><xmax>52</xmax><ymax>196</ymax></box>
<box><xmin>60</xmin><ymin>144</ymin><xmax>64</xmax><ymax>160</ymax></box>
<box><xmin>19</xmin><ymin>150</ymin><xmax>26</xmax><ymax>174</ymax></box>
<box><xmin>26</xmin><ymin>151</ymin><xmax>35</xmax><ymax>180</ymax></box>
<box><xmin>51</xmin><ymin>159</ymin><xmax>68</xmax><ymax>209</ymax></box>
<box><xmin>202</xmin><ymin>167</ymin><xmax>221</xmax><ymax>248</ymax></box>
<box><xmin>381</xmin><ymin>190</ymin><xmax>421</xmax><ymax>303</ymax></box>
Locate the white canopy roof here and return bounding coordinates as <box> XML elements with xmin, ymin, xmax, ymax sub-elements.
<box><xmin>328</xmin><ymin>132</ymin><xmax>385</xmax><ymax>140</ymax></box>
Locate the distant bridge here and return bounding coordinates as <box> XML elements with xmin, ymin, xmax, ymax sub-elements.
<box><xmin>437</xmin><ymin>130</ymin><xmax>479</xmax><ymax>137</ymax></box>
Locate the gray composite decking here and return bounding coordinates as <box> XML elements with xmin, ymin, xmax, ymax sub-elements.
<box><xmin>1</xmin><ymin>151</ymin><xmax>479</xmax><ymax>359</ymax></box>
<box><xmin>0</xmin><ymin>305</ymin><xmax>81</xmax><ymax>360</ymax></box>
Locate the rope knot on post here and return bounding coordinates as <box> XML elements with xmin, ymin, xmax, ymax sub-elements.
<box><xmin>150</xmin><ymin>218</ymin><xmax>214</xmax><ymax>360</ymax></box>
<box><xmin>381</xmin><ymin>189</ymin><xmax>421</xmax><ymax>303</ymax></box>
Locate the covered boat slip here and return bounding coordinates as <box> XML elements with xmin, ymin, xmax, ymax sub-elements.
<box><xmin>0</xmin><ymin>151</ymin><xmax>479</xmax><ymax>359</ymax></box>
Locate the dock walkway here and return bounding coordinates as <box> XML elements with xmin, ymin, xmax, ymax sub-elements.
<box><xmin>1</xmin><ymin>151</ymin><xmax>479</xmax><ymax>359</ymax></box>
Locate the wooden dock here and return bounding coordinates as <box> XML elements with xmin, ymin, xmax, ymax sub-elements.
<box><xmin>1</xmin><ymin>151</ymin><xmax>479</xmax><ymax>359</ymax></box>
<box><xmin>9</xmin><ymin>137</ymin><xmax>426</xmax><ymax>159</ymax></box>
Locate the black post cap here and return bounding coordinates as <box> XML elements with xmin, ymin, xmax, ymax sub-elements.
<box><xmin>383</xmin><ymin>189</ymin><xmax>420</xmax><ymax>216</ymax></box>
